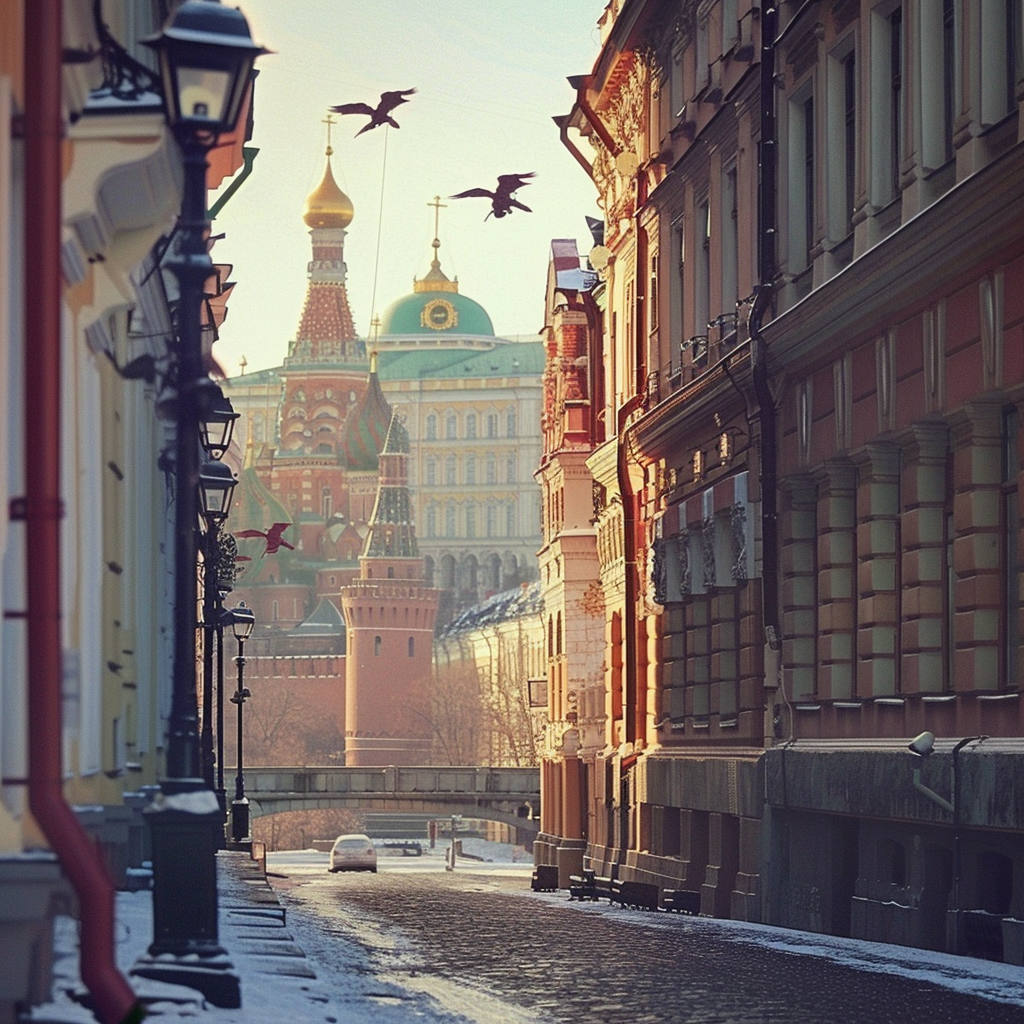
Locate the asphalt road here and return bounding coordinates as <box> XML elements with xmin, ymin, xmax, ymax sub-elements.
<box><xmin>267</xmin><ymin>851</ymin><xmax>1024</xmax><ymax>1024</ymax></box>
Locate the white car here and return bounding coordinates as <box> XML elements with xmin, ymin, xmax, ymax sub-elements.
<box><xmin>328</xmin><ymin>834</ymin><xmax>377</xmax><ymax>873</ymax></box>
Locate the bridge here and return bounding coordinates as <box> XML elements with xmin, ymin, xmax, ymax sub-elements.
<box><xmin>245</xmin><ymin>765</ymin><xmax>541</xmax><ymax>835</ymax></box>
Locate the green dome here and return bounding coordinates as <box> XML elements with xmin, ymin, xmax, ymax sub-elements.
<box><xmin>379</xmin><ymin>288</ymin><xmax>494</xmax><ymax>338</ymax></box>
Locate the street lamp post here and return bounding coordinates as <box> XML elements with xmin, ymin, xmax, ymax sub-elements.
<box><xmin>198</xmin><ymin>455</ymin><xmax>237</xmax><ymax>793</ymax></box>
<box><xmin>133</xmin><ymin>1</ymin><xmax>266</xmax><ymax>1008</ymax></box>
<box><xmin>908</xmin><ymin>731</ymin><xmax>987</xmax><ymax>956</ymax></box>
<box><xmin>228</xmin><ymin>603</ymin><xmax>256</xmax><ymax>843</ymax></box>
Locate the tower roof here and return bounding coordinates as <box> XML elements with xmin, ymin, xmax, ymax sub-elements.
<box><xmin>340</xmin><ymin>365</ymin><xmax>392</xmax><ymax>471</ymax></box>
<box><xmin>363</xmin><ymin>412</ymin><xmax>419</xmax><ymax>560</ymax></box>
<box><xmin>303</xmin><ymin>147</ymin><xmax>354</xmax><ymax>230</ymax></box>
<box><xmin>377</xmin><ymin>198</ymin><xmax>494</xmax><ymax>339</ymax></box>
<box><xmin>227</xmin><ymin>445</ymin><xmax>296</xmax><ymax>584</ymax></box>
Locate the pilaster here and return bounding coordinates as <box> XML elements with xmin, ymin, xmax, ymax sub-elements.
<box><xmin>812</xmin><ymin>459</ymin><xmax>857</xmax><ymax>699</ymax></box>
<box><xmin>949</xmin><ymin>402</ymin><xmax>1003</xmax><ymax>690</ymax></box>
<box><xmin>853</xmin><ymin>444</ymin><xmax>901</xmax><ymax>697</ymax></box>
<box><xmin>899</xmin><ymin>423</ymin><xmax>950</xmax><ymax>694</ymax></box>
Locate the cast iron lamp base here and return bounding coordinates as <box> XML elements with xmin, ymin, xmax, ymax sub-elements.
<box><xmin>132</xmin><ymin>782</ymin><xmax>240</xmax><ymax>1008</ymax></box>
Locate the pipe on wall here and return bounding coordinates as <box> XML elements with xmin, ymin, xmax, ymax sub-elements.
<box><xmin>748</xmin><ymin>3</ymin><xmax>781</xmax><ymax>656</ymax></box>
<box><xmin>23</xmin><ymin>3</ymin><xmax>143</xmax><ymax>1022</ymax></box>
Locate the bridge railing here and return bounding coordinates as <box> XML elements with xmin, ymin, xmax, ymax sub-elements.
<box><xmin>246</xmin><ymin>765</ymin><xmax>539</xmax><ymax>798</ymax></box>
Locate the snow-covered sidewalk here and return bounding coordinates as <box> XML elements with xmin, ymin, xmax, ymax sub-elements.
<box><xmin>28</xmin><ymin>849</ymin><xmax>458</xmax><ymax>1024</ymax></box>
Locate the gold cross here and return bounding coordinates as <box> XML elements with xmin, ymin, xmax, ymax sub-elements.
<box><xmin>322</xmin><ymin>113</ymin><xmax>336</xmax><ymax>153</ymax></box>
<box><xmin>428</xmin><ymin>195</ymin><xmax>447</xmax><ymax>241</ymax></box>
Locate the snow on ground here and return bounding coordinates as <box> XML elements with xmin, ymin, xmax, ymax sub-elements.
<box><xmin>530</xmin><ymin>886</ymin><xmax>1024</xmax><ymax>1007</ymax></box>
<box><xmin>27</xmin><ymin>839</ymin><xmax>1024</xmax><ymax>1021</ymax></box>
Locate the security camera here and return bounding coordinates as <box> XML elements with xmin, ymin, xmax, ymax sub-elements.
<box><xmin>908</xmin><ymin>731</ymin><xmax>935</xmax><ymax>757</ymax></box>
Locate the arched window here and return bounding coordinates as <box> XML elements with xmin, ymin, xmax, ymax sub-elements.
<box><xmin>408</xmin><ymin>636</ymin><xmax>415</xmax><ymax>657</ymax></box>
<box><xmin>506</xmin><ymin>454</ymin><xmax>516</xmax><ymax>483</ymax></box>
<box><xmin>486</xmin><ymin>455</ymin><xmax>497</xmax><ymax>484</ymax></box>
<box><xmin>426</xmin><ymin>459</ymin><xmax>437</xmax><ymax>486</ymax></box>
<box><xmin>387</xmin><ymin>566</ymin><xmax>395</xmax><ymax>578</ymax></box>
<box><xmin>507</xmin><ymin>409</ymin><xmax>516</xmax><ymax>437</ymax></box>
<box><xmin>426</xmin><ymin>414</ymin><xmax>438</xmax><ymax>440</ymax></box>
<box><xmin>426</xmin><ymin>504</ymin><xmax>438</xmax><ymax>538</ymax></box>
<box><xmin>506</xmin><ymin>502</ymin><xmax>516</xmax><ymax>537</ymax></box>
<box><xmin>374</xmin><ymin>635</ymin><xmax>382</xmax><ymax>656</ymax></box>
<box><xmin>486</xmin><ymin>502</ymin><xmax>498</xmax><ymax>538</ymax></box>
<box><xmin>445</xmin><ymin>454</ymin><xmax>457</xmax><ymax>485</ymax></box>
<box><xmin>465</xmin><ymin>454</ymin><xmax>477</xmax><ymax>484</ymax></box>
<box><xmin>487</xmin><ymin>412</ymin><xmax>498</xmax><ymax>438</ymax></box>
<box><xmin>446</xmin><ymin>413</ymin><xmax>458</xmax><ymax>439</ymax></box>
<box><xmin>466</xmin><ymin>413</ymin><xmax>477</xmax><ymax>439</ymax></box>
<box><xmin>466</xmin><ymin>504</ymin><xmax>477</xmax><ymax>538</ymax></box>
<box><xmin>445</xmin><ymin>502</ymin><xmax>457</xmax><ymax>538</ymax></box>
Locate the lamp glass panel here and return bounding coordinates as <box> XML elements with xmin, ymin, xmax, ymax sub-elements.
<box><xmin>176</xmin><ymin>66</ymin><xmax>232</xmax><ymax>124</ymax></box>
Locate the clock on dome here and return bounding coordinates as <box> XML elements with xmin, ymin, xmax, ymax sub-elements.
<box><xmin>421</xmin><ymin>298</ymin><xmax>458</xmax><ymax>330</ymax></box>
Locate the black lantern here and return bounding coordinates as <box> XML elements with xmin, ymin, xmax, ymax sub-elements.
<box><xmin>200</xmin><ymin>389</ymin><xmax>238</xmax><ymax>459</ymax></box>
<box><xmin>198</xmin><ymin>459</ymin><xmax>237</xmax><ymax>522</ymax></box>
<box><xmin>143</xmin><ymin>0</ymin><xmax>269</xmax><ymax>138</ymax></box>
<box><xmin>229</xmin><ymin>601</ymin><xmax>255</xmax><ymax>641</ymax></box>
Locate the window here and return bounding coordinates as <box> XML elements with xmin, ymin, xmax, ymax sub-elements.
<box><xmin>466</xmin><ymin>413</ymin><xmax>477</xmax><ymax>438</ymax></box>
<box><xmin>487</xmin><ymin>413</ymin><xmax>498</xmax><ymax>438</ymax></box>
<box><xmin>803</xmin><ymin>95</ymin><xmax>815</xmax><ymax>259</ymax></box>
<box><xmin>942</xmin><ymin>0</ymin><xmax>955</xmax><ymax>164</ymax></box>
<box><xmin>486</xmin><ymin>455</ymin><xmax>497</xmax><ymax>484</ymax></box>
<box><xmin>507</xmin><ymin>409</ymin><xmax>516</xmax><ymax>437</ymax></box>
<box><xmin>466</xmin><ymin>455</ymin><xmax>476</xmax><ymax>484</ymax></box>
<box><xmin>426</xmin><ymin>504</ymin><xmax>437</xmax><ymax>538</ymax></box>
<box><xmin>506</xmin><ymin>502</ymin><xmax>516</xmax><ymax>537</ymax></box>
<box><xmin>486</xmin><ymin>502</ymin><xmax>498</xmax><ymax>538</ymax></box>
<box><xmin>649</xmin><ymin>251</ymin><xmax>659</xmax><ymax>332</ymax></box>
<box><xmin>920</xmin><ymin>0</ymin><xmax>958</xmax><ymax>169</ymax></box>
<box><xmin>445</xmin><ymin>502</ymin><xmax>456</xmax><ymax>538</ymax></box>
<box><xmin>445</xmin><ymin>455</ymin><xmax>456</xmax><ymax>485</ymax></box>
<box><xmin>981</xmin><ymin>0</ymin><xmax>1021</xmax><ymax>124</ymax></box>
<box><xmin>408</xmin><ymin>636</ymin><xmax>415</xmax><ymax>657</ymax></box>
<box><xmin>466</xmin><ymin>503</ymin><xmax>477</xmax><ymax>538</ymax></box>
<box><xmin>374</xmin><ymin>635</ymin><xmax>382</xmax><ymax>656</ymax></box>
<box><xmin>426</xmin><ymin>414</ymin><xmax>437</xmax><ymax>440</ymax></box>
<box><xmin>506</xmin><ymin>454</ymin><xmax>516</xmax><ymax>483</ymax></box>
<box><xmin>425</xmin><ymin>459</ymin><xmax>437</xmax><ymax>486</ymax></box>
<box><xmin>695</xmin><ymin>199</ymin><xmax>710</xmax><ymax>341</ymax></box>
<box><xmin>889</xmin><ymin>8</ymin><xmax>902</xmax><ymax>198</ymax></box>
<box><xmin>322</xmin><ymin>487</ymin><xmax>332</xmax><ymax>520</ymax></box>
<box><xmin>843</xmin><ymin>51</ymin><xmax>856</xmax><ymax>235</ymax></box>
<box><xmin>721</xmin><ymin>167</ymin><xmax>737</xmax><ymax>321</ymax></box>
<box><xmin>446</xmin><ymin>413</ymin><xmax>457</xmax><ymax>439</ymax></box>
<box><xmin>787</xmin><ymin>85</ymin><xmax>816</xmax><ymax>272</ymax></box>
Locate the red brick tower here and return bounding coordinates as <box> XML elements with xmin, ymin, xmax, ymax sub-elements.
<box><xmin>341</xmin><ymin>411</ymin><xmax>440</xmax><ymax>766</ymax></box>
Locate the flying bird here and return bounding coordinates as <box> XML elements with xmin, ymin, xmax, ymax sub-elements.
<box><xmin>449</xmin><ymin>173</ymin><xmax>535</xmax><ymax>219</ymax></box>
<box><xmin>329</xmin><ymin>88</ymin><xmax>417</xmax><ymax>136</ymax></box>
<box><xmin>235</xmin><ymin>523</ymin><xmax>295</xmax><ymax>557</ymax></box>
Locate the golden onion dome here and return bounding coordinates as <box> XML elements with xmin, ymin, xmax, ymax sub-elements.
<box><xmin>303</xmin><ymin>148</ymin><xmax>354</xmax><ymax>229</ymax></box>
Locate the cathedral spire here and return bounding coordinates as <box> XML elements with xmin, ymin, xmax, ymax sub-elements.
<box><xmin>361</xmin><ymin>413</ymin><xmax>420</xmax><ymax>564</ymax></box>
<box><xmin>413</xmin><ymin>195</ymin><xmax>458</xmax><ymax>294</ymax></box>
<box><xmin>290</xmin><ymin>121</ymin><xmax>361</xmax><ymax>364</ymax></box>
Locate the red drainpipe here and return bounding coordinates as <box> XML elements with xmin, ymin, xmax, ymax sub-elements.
<box><xmin>24</xmin><ymin>4</ymin><xmax>144</xmax><ymax>1023</ymax></box>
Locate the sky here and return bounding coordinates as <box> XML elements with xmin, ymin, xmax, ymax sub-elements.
<box><xmin>210</xmin><ymin>1</ymin><xmax>608</xmax><ymax>377</ymax></box>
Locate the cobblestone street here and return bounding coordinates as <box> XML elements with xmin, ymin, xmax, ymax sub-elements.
<box><xmin>270</xmin><ymin>867</ymin><xmax>1024</xmax><ymax>1024</ymax></box>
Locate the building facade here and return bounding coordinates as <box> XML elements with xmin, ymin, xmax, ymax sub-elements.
<box><xmin>1</xmin><ymin>2</ymin><xmax>255</xmax><ymax>1016</ymax></box>
<box><xmin>537</xmin><ymin>0</ymin><xmax>1024</xmax><ymax>964</ymax></box>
